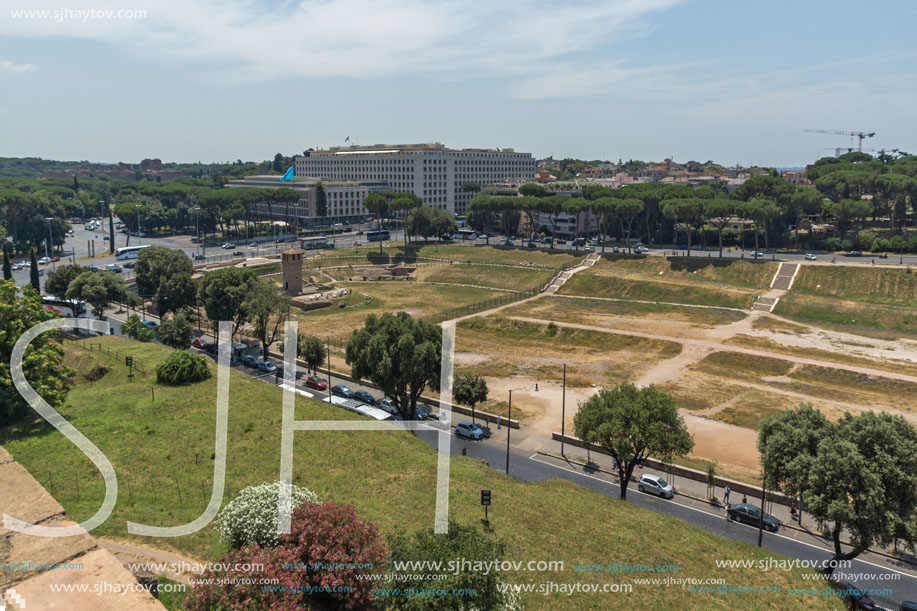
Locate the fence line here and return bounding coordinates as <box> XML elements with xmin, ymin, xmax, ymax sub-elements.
<box><xmin>63</xmin><ymin>337</ymin><xmax>146</xmax><ymax>374</ymax></box>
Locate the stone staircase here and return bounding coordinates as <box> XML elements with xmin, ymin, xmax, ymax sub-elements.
<box><xmin>544</xmin><ymin>252</ymin><xmax>600</xmax><ymax>295</ymax></box>
<box><xmin>752</xmin><ymin>262</ymin><xmax>800</xmax><ymax>312</ymax></box>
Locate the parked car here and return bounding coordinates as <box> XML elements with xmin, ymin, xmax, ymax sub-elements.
<box><xmin>725</xmin><ymin>503</ymin><xmax>780</xmax><ymax>532</ymax></box>
<box><xmin>691</xmin><ymin>244</ymin><xmax>702</xmax><ymax>250</ymax></box>
<box><xmin>378</xmin><ymin>398</ymin><xmax>398</xmax><ymax>417</ymax></box>
<box><xmin>478</xmin><ymin>234</ymin><xmax>488</xmax><ymax>240</ymax></box>
<box><xmin>105</xmin><ymin>264</ymin><xmax>122</xmax><ymax>273</ymax></box>
<box><xmin>192</xmin><ymin>337</ymin><xmax>208</xmax><ymax>349</ymax></box>
<box><xmin>241</xmin><ymin>353</ymin><xmax>259</xmax><ymax>368</ymax></box>
<box><xmin>804</xmin><ymin>253</ymin><xmax>817</xmax><ymax>261</ymax></box>
<box><xmin>123</xmin><ymin>261</ymin><xmax>136</xmax><ymax>269</ymax></box>
<box><xmin>455</xmin><ymin>421</ymin><xmax>485</xmax><ymax>440</ymax></box>
<box><xmin>555</xmin><ymin>238</ymin><xmax>566</xmax><ymax>245</ymax></box>
<box><xmin>140</xmin><ymin>318</ymin><xmax>158</xmax><ymax>329</ymax></box>
<box><xmin>306</xmin><ymin>376</ymin><xmax>327</xmax><ymax>390</ymax></box>
<box><xmin>233</xmin><ymin>250</ymin><xmax>244</xmax><ymax>256</ymax></box>
<box><xmin>750</xmin><ymin>250</ymin><xmax>765</xmax><ymax>258</ymax></box>
<box><xmin>257</xmin><ymin>359</ymin><xmax>277</xmax><ymax>373</ymax></box>
<box><xmin>612</xmin><ymin>246</ymin><xmax>620</xmax><ymax>253</ymax></box>
<box><xmin>899</xmin><ymin>601</ymin><xmax>917</xmax><ymax>611</ymax></box>
<box><xmin>638</xmin><ymin>474</ymin><xmax>674</xmax><ymax>499</ymax></box>
<box><xmin>102</xmin><ymin>235</ymin><xmax>109</xmax><ymax>240</ymax></box>
<box><xmin>37</xmin><ymin>269</ymin><xmax>44</xmax><ymax>276</ymax></box>
<box><xmin>843</xmin><ymin>250</ymin><xmax>862</xmax><ymax>257</ymax></box>
<box><xmin>835</xmin><ymin>580</ymin><xmax>876</xmax><ymax>610</ymax></box>
<box><xmin>353</xmin><ymin>390</ymin><xmax>377</xmax><ymax>405</ymax></box>
<box><xmin>878</xmin><ymin>252</ymin><xmax>888</xmax><ymax>259</ymax></box>
<box><xmin>50</xmin><ymin>256</ymin><xmax>60</xmax><ymax>262</ymax></box>
<box><xmin>249</xmin><ymin>242</ymin><xmax>257</xmax><ymax>248</ymax></box>
<box><xmin>38</xmin><ymin>256</ymin><xmax>50</xmax><ymax>265</ymax></box>
<box><xmin>204</xmin><ymin>342</ymin><xmax>219</xmax><ymax>356</ymax></box>
<box><xmin>415</xmin><ymin>404</ymin><xmax>433</xmax><ymax>421</ymax></box>
<box><xmin>331</xmin><ymin>384</ymin><xmax>353</xmax><ymax>398</ymax></box>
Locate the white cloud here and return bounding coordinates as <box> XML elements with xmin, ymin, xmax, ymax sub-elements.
<box><xmin>0</xmin><ymin>59</ymin><xmax>35</xmax><ymax>72</ymax></box>
<box><xmin>0</xmin><ymin>0</ymin><xmax>683</xmax><ymax>82</ymax></box>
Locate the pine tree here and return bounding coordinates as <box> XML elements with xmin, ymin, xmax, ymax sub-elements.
<box><xmin>29</xmin><ymin>249</ymin><xmax>40</xmax><ymax>292</ymax></box>
<box><xmin>2</xmin><ymin>242</ymin><xmax>12</xmax><ymax>280</ymax></box>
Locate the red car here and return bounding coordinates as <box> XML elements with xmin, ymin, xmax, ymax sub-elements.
<box><xmin>192</xmin><ymin>337</ymin><xmax>208</xmax><ymax>349</ymax></box>
<box><xmin>50</xmin><ymin>256</ymin><xmax>60</xmax><ymax>262</ymax></box>
<box><xmin>306</xmin><ymin>376</ymin><xmax>327</xmax><ymax>390</ymax></box>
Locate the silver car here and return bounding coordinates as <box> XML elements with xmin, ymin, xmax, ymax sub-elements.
<box><xmin>638</xmin><ymin>474</ymin><xmax>674</xmax><ymax>499</ymax></box>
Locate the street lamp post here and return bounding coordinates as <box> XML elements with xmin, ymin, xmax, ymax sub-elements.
<box><xmin>505</xmin><ymin>390</ymin><xmax>512</xmax><ymax>475</ymax></box>
<box><xmin>561</xmin><ymin>364</ymin><xmax>566</xmax><ymax>456</ymax></box>
<box><xmin>191</xmin><ymin>206</ymin><xmax>202</xmax><ymax>259</ymax></box>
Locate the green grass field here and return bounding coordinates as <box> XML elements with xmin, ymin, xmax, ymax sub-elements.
<box><xmin>0</xmin><ymin>337</ymin><xmax>839</xmax><ymax>610</ymax></box>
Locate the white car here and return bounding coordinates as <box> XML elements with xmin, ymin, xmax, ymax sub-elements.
<box><xmin>638</xmin><ymin>474</ymin><xmax>674</xmax><ymax>499</ymax></box>
<box><xmin>634</xmin><ymin>246</ymin><xmax>649</xmax><ymax>254</ymax></box>
<box><xmin>38</xmin><ymin>256</ymin><xmax>51</xmax><ymax>265</ymax></box>
<box><xmin>222</xmin><ymin>242</ymin><xmax>235</xmax><ymax>249</ymax></box>
<box><xmin>750</xmin><ymin>250</ymin><xmax>765</xmax><ymax>258</ymax></box>
<box><xmin>804</xmin><ymin>253</ymin><xmax>817</xmax><ymax>261</ymax></box>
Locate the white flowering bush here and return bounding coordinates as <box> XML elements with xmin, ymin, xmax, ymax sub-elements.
<box><xmin>216</xmin><ymin>481</ymin><xmax>318</xmax><ymax>548</ymax></box>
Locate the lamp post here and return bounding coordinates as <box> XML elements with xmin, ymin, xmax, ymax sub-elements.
<box><xmin>191</xmin><ymin>206</ymin><xmax>202</xmax><ymax>259</ymax></box>
<box><xmin>44</xmin><ymin>217</ymin><xmax>54</xmax><ymax>269</ymax></box>
<box><xmin>505</xmin><ymin>390</ymin><xmax>512</xmax><ymax>475</ymax></box>
<box><xmin>561</xmin><ymin>364</ymin><xmax>566</xmax><ymax>456</ymax></box>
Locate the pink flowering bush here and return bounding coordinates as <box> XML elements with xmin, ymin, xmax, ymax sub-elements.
<box><xmin>284</xmin><ymin>501</ymin><xmax>388</xmax><ymax>610</ymax></box>
<box><xmin>186</xmin><ymin>501</ymin><xmax>387</xmax><ymax>610</ymax></box>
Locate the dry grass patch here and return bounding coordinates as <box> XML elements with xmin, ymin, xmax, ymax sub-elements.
<box><xmin>774</xmin><ymin>292</ymin><xmax>917</xmax><ymax>339</ymax></box>
<box><xmin>593</xmin><ymin>255</ymin><xmax>778</xmax><ymax>288</ymax></box>
<box><xmin>412</xmin><ymin>263</ymin><xmax>554</xmax><ymax>291</ymax></box>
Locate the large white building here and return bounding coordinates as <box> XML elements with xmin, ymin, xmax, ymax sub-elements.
<box><xmin>296</xmin><ymin>143</ymin><xmax>536</xmax><ymax>216</ymax></box>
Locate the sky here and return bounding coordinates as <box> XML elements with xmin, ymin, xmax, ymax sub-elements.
<box><xmin>0</xmin><ymin>0</ymin><xmax>915</xmax><ymax>167</ymax></box>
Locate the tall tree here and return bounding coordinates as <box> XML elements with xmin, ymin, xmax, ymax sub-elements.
<box><xmin>66</xmin><ymin>270</ymin><xmax>129</xmax><ymax>318</ymax></box>
<box><xmin>297</xmin><ymin>334</ymin><xmax>326</xmax><ymax>374</ymax></box>
<box><xmin>0</xmin><ymin>281</ymin><xmax>74</xmax><ymax>426</ymax></box>
<box><xmin>108</xmin><ymin>210</ymin><xmax>116</xmax><ymax>253</ymax></box>
<box><xmin>806</xmin><ymin>411</ymin><xmax>917</xmax><ymax>575</ymax></box>
<box><xmin>197</xmin><ymin>266</ymin><xmax>257</xmax><ymax>337</ymax></box>
<box><xmin>44</xmin><ymin>264</ymin><xmax>84</xmax><ymax>310</ymax></box>
<box><xmin>2</xmin><ymin>242</ymin><xmax>11</xmax><ymax>280</ymax></box>
<box><xmin>315</xmin><ymin>181</ymin><xmax>328</xmax><ymax>220</ymax></box>
<box><xmin>574</xmin><ymin>383</ymin><xmax>693</xmax><ymax>499</ymax></box>
<box><xmin>156</xmin><ymin>310</ymin><xmax>194</xmax><ymax>349</ymax></box>
<box><xmin>703</xmin><ymin>198</ymin><xmax>738</xmax><ymax>257</ymax></box>
<box><xmin>453</xmin><ymin>373</ymin><xmax>488</xmax><ymax>424</ymax></box>
<box><xmin>273</xmin><ymin>153</ymin><xmax>285</xmax><ymax>173</ymax></box>
<box><xmin>243</xmin><ymin>279</ymin><xmax>288</xmax><ymax>358</ymax></box>
<box><xmin>346</xmin><ymin>312</ymin><xmax>441</xmax><ymax>421</ymax></box>
<box><xmin>363</xmin><ymin>192</ymin><xmax>387</xmax><ymax>253</ymax></box>
<box><xmin>29</xmin><ymin>249</ymin><xmax>40</xmax><ymax>292</ymax></box>
<box><xmin>615</xmin><ymin>198</ymin><xmax>645</xmax><ymax>252</ymax></box>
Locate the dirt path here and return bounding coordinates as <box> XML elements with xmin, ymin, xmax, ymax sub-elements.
<box><xmin>98</xmin><ymin>538</ymin><xmax>203</xmax><ymax>585</ymax></box>
<box><xmin>506</xmin><ymin>316</ymin><xmax>917</xmax><ymax>385</ymax></box>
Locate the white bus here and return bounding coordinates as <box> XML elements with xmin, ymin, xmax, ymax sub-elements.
<box><xmin>114</xmin><ymin>245</ymin><xmax>151</xmax><ymax>260</ymax></box>
<box><xmin>42</xmin><ymin>296</ymin><xmax>87</xmax><ymax>318</ymax></box>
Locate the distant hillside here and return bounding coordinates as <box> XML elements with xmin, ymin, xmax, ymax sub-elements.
<box><xmin>0</xmin><ymin>157</ymin><xmax>83</xmax><ymax>178</ymax></box>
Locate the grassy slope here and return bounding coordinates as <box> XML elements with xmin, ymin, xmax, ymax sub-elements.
<box><xmin>306</xmin><ymin>244</ymin><xmax>583</xmax><ymax>270</ymax></box>
<box><xmin>412</xmin><ymin>264</ymin><xmax>554</xmax><ymax>291</ymax></box>
<box><xmin>0</xmin><ymin>337</ymin><xmax>838</xmax><ymax>610</ymax></box>
<box><xmin>556</xmin><ymin>256</ymin><xmax>775</xmax><ymax>310</ymax></box>
<box><xmin>774</xmin><ymin>265</ymin><xmax>917</xmax><ymax>338</ymax></box>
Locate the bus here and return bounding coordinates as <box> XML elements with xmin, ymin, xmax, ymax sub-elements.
<box><xmin>115</xmin><ymin>245</ymin><xmax>151</xmax><ymax>260</ymax></box>
<box><xmin>42</xmin><ymin>296</ymin><xmax>87</xmax><ymax>318</ymax></box>
<box><xmin>366</xmin><ymin>229</ymin><xmax>390</xmax><ymax>242</ymax></box>
<box><xmin>301</xmin><ymin>238</ymin><xmax>335</xmax><ymax>250</ymax></box>
<box><xmin>454</xmin><ymin>229</ymin><xmax>478</xmax><ymax>241</ymax></box>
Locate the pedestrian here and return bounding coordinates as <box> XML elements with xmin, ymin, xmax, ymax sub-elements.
<box><xmin>724</xmin><ymin>503</ymin><xmax>730</xmax><ymax>519</ymax></box>
<box><xmin>790</xmin><ymin>500</ymin><xmax>798</xmax><ymax>522</ymax></box>
<box><xmin>723</xmin><ymin>485</ymin><xmax>730</xmax><ymax>504</ymax></box>
<box><xmin>742</xmin><ymin>494</ymin><xmax>747</xmax><ymax>504</ymax></box>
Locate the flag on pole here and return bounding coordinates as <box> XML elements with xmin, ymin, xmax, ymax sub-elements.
<box><xmin>280</xmin><ymin>166</ymin><xmax>294</xmax><ymax>181</ymax></box>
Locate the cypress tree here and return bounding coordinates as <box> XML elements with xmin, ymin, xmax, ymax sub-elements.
<box><xmin>2</xmin><ymin>242</ymin><xmax>12</xmax><ymax>280</ymax></box>
<box><xmin>29</xmin><ymin>249</ymin><xmax>40</xmax><ymax>292</ymax></box>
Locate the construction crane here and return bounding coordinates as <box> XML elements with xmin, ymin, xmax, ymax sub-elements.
<box><xmin>805</xmin><ymin>129</ymin><xmax>876</xmax><ymax>151</ymax></box>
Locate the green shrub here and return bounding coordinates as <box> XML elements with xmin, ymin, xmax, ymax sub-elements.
<box><xmin>155</xmin><ymin>351</ymin><xmax>211</xmax><ymax>385</ymax></box>
<box><xmin>825</xmin><ymin>237</ymin><xmax>841</xmax><ymax>251</ymax></box>
<box><xmin>840</xmin><ymin>239</ymin><xmax>855</xmax><ymax>251</ymax></box>
<box><xmin>216</xmin><ymin>481</ymin><xmax>318</xmax><ymax>549</ymax></box>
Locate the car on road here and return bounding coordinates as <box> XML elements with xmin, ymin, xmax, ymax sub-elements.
<box><xmin>222</xmin><ymin>242</ymin><xmax>235</xmax><ymax>249</ymax></box>
<box><xmin>843</xmin><ymin>250</ymin><xmax>862</xmax><ymax>257</ymax></box>
<box><xmin>105</xmin><ymin>264</ymin><xmax>122</xmax><ymax>273</ymax></box>
<box><xmin>11</xmin><ymin>263</ymin><xmax>22</xmax><ymax>271</ymax></box>
<box><xmin>140</xmin><ymin>318</ymin><xmax>158</xmax><ymax>329</ymax></box>
<box><xmin>691</xmin><ymin>244</ymin><xmax>703</xmax><ymax>250</ymax></box>
<box><xmin>455</xmin><ymin>422</ymin><xmax>485</xmax><ymax>440</ymax></box>
<box><xmin>89</xmin><ymin>265</ymin><xmax>101</xmax><ymax>271</ymax></box>
<box><xmin>38</xmin><ymin>256</ymin><xmax>51</xmax><ymax>265</ymax></box>
<box><xmin>750</xmin><ymin>250</ymin><xmax>765</xmax><ymax>258</ymax></box>
<box><xmin>331</xmin><ymin>384</ymin><xmax>353</xmax><ymax>398</ymax></box>
<box><xmin>415</xmin><ymin>404</ymin><xmax>434</xmax><ymax>420</ymax></box>
<box><xmin>353</xmin><ymin>390</ymin><xmax>377</xmax><ymax>405</ymax></box>
<box><xmin>123</xmin><ymin>261</ymin><xmax>136</xmax><ymax>269</ymax></box>
<box><xmin>257</xmin><ymin>359</ymin><xmax>277</xmax><ymax>373</ymax></box>
<box><xmin>378</xmin><ymin>398</ymin><xmax>399</xmax><ymax>418</ymax></box>
<box><xmin>102</xmin><ymin>234</ymin><xmax>109</xmax><ymax>240</ymax></box>
<box><xmin>306</xmin><ymin>376</ymin><xmax>327</xmax><ymax>390</ymax></box>
<box><xmin>555</xmin><ymin>238</ymin><xmax>566</xmax><ymax>245</ymax></box>
<box><xmin>131</xmin><ymin>232</ymin><xmax>146</xmax><ymax>237</ymax></box>
<box><xmin>804</xmin><ymin>253</ymin><xmax>817</xmax><ymax>261</ymax></box>
<box><xmin>612</xmin><ymin>246</ymin><xmax>620</xmax><ymax>253</ymax></box>
<box><xmin>638</xmin><ymin>474</ymin><xmax>674</xmax><ymax>499</ymax></box>
<box><xmin>50</xmin><ymin>256</ymin><xmax>60</xmax><ymax>262</ymax></box>
<box><xmin>478</xmin><ymin>234</ymin><xmax>488</xmax><ymax>240</ymax></box>
<box><xmin>193</xmin><ymin>253</ymin><xmax>206</xmax><ymax>260</ymax></box>
<box><xmin>249</xmin><ymin>242</ymin><xmax>257</xmax><ymax>248</ymax></box>
<box><xmin>37</xmin><ymin>269</ymin><xmax>44</xmax><ymax>276</ymax></box>
<box><xmin>233</xmin><ymin>250</ymin><xmax>244</xmax><ymax>256</ymax></box>
<box><xmin>725</xmin><ymin>503</ymin><xmax>780</xmax><ymax>531</ymax></box>
<box><xmin>192</xmin><ymin>337</ymin><xmax>208</xmax><ymax>349</ymax></box>
<box><xmin>835</xmin><ymin>580</ymin><xmax>876</xmax><ymax>610</ymax></box>
<box><xmin>635</xmin><ymin>246</ymin><xmax>649</xmax><ymax>254</ymax></box>
<box><xmin>241</xmin><ymin>353</ymin><xmax>259</xmax><ymax>368</ymax></box>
